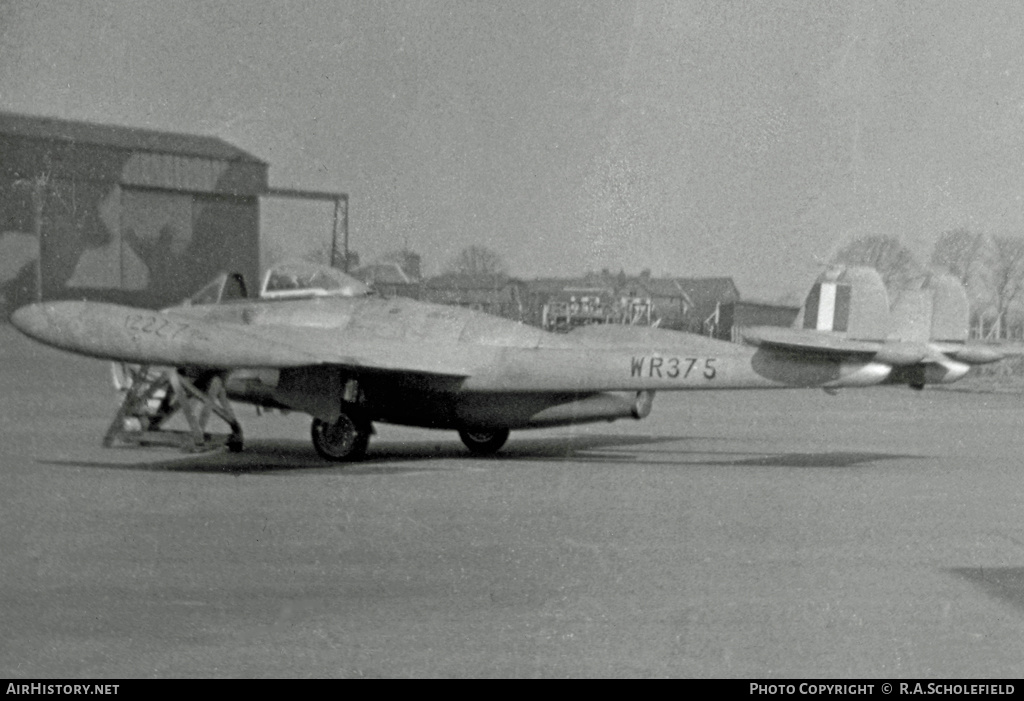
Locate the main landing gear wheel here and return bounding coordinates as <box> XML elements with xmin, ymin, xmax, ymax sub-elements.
<box><xmin>311</xmin><ymin>413</ymin><xmax>371</xmax><ymax>462</ymax></box>
<box><xmin>458</xmin><ymin>428</ymin><xmax>510</xmax><ymax>456</ymax></box>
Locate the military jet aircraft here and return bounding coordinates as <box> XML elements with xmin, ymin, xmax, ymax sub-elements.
<box><xmin>9</xmin><ymin>261</ymin><xmax>1007</xmax><ymax>462</ymax></box>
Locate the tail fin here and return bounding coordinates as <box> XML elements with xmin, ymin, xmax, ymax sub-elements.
<box><xmin>794</xmin><ymin>266</ymin><xmax>890</xmax><ymax>341</ymax></box>
<box><xmin>888</xmin><ymin>271</ymin><xmax>968</xmax><ymax>343</ymax></box>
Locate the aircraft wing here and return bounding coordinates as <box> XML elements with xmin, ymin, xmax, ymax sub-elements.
<box><xmin>11</xmin><ymin>301</ymin><xmax>489</xmax><ymax>377</ymax></box>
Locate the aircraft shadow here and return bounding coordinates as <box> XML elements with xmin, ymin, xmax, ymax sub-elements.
<box><xmin>720</xmin><ymin>451</ymin><xmax>924</xmax><ymax>468</ymax></box>
<box><xmin>37</xmin><ymin>434</ymin><xmax>684</xmax><ymax>475</ymax></box>
<box><xmin>574</xmin><ymin>445</ymin><xmax>925</xmax><ymax>468</ymax></box>
<box><xmin>949</xmin><ymin>567</ymin><xmax>1024</xmax><ymax>612</ymax></box>
<box><xmin>38</xmin><ymin>434</ymin><xmax>921</xmax><ymax>475</ymax></box>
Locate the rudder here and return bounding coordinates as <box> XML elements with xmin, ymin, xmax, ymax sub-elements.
<box><xmin>925</xmin><ymin>271</ymin><xmax>969</xmax><ymax>343</ymax></box>
<box><xmin>888</xmin><ymin>271</ymin><xmax>969</xmax><ymax>343</ymax></box>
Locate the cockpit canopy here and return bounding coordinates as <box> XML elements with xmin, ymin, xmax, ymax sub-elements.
<box><xmin>259</xmin><ymin>260</ymin><xmax>371</xmax><ymax>299</ymax></box>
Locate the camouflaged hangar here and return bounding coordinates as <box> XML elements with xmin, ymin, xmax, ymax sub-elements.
<box><xmin>0</xmin><ymin>111</ymin><xmax>268</xmax><ymax>312</ymax></box>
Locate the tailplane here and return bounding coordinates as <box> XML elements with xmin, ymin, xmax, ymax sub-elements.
<box><xmin>744</xmin><ymin>265</ymin><xmax>1000</xmax><ymax>391</ymax></box>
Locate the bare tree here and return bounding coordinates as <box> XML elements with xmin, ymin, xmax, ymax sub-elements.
<box><xmin>445</xmin><ymin>245</ymin><xmax>508</xmax><ymax>277</ymax></box>
<box><xmin>930</xmin><ymin>228</ymin><xmax>988</xmax><ymax>287</ymax></box>
<box><xmin>929</xmin><ymin>228</ymin><xmax>991</xmax><ymax>337</ymax></box>
<box><xmin>830</xmin><ymin>234</ymin><xmax>922</xmax><ymax>291</ymax></box>
<box><xmin>986</xmin><ymin>235</ymin><xmax>1024</xmax><ymax>339</ymax></box>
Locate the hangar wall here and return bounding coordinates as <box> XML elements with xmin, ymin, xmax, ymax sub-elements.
<box><xmin>0</xmin><ymin>112</ymin><xmax>267</xmax><ymax>311</ymax></box>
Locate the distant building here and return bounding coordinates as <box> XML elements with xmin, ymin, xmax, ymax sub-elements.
<box><xmin>524</xmin><ymin>272</ymin><xmax>740</xmax><ymax>333</ymax></box>
<box><xmin>630</xmin><ymin>276</ymin><xmax>693</xmax><ymax>330</ymax></box>
<box><xmin>526</xmin><ymin>275</ymin><xmax>656</xmax><ymax>332</ymax></box>
<box><xmin>718</xmin><ymin>300</ymin><xmax>801</xmax><ymax>341</ymax></box>
<box><xmin>539</xmin><ymin>284</ymin><xmax>651</xmax><ymax>332</ymax></box>
<box><xmin>421</xmin><ymin>273</ymin><xmax>526</xmax><ymax>321</ymax></box>
<box><xmin>675</xmin><ymin>277</ymin><xmax>741</xmax><ymax>334</ymax></box>
<box><xmin>352</xmin><ymin>263</ymin><xmax>784</xmax><ymax>340</ymax></box>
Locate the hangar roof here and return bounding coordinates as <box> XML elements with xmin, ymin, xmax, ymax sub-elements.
<box><xmin>676</xmin><ymin>277</ymin><xmax>741</xmax><ymax>307</ymax></box>
<box><xmin>0</xmin><ymin>110</ymin><xmax>265</xmax><ymax>164</ymax></box>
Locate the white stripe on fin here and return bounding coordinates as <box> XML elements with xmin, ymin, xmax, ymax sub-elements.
<box><xmin>816</xmin><ymin>282</ymin><xmax>837</xmax><ymax>330</ymax></box>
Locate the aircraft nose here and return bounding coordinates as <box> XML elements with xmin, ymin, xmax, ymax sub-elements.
<box><xmin>10</xmin><ymin>303</ymin><xmax>58</xmax><ymax>342</ymax></box>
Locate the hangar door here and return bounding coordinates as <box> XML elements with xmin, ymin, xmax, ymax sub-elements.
<box><xmin>0</xmin><ymin>181</ymin><xmax>37</xmax><ymax>312</ymax></box>
<box><xmin>116</xmin><ymin>189</ymin><xmax>258</xmax><ymax>304</ymax></box>
<box><xmin>55</xmin><ymin>186</ymin><xmax>258</xmax><ymax>308</ymax></box>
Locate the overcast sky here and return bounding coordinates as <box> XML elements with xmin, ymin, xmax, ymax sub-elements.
<box><xmin>2</xmin><ymin>0</ymin><xmax>1023</xmax><ymax>299</ymax></box>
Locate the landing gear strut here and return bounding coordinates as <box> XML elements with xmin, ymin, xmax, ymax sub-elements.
<box><xmin>311</xmin><ymin>409</ymin><xmax>372</xmax><ymax>462</ymax></box>
<box><xmin>458</xmin><ymin>427</ymin><xmax>510</xmax><ymax>456</ymax></box>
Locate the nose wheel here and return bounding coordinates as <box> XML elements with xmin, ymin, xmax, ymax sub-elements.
<box><xmin>311</xmin><ymin>411</ymin><xmax>371</xmax><ymax>462</ymax></box>
<box><xmin>458</xmin><ymin>427</ymin><xmax>510</xmax><ymax>456</ymax></box>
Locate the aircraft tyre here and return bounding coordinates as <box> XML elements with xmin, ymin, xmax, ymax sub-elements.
<box><xmin>458</xmin><ymin>427</ymin><xmax>510</xmax><ymax>456</ymax></box>
<box><xmin>311</xmin><ymin>412</ymin><xmax>371</xmax><ymax>462</ymax></box>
